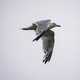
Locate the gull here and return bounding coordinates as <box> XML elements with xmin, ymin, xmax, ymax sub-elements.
<box><xmin>21</xmin><ymin>19</ymin><xmax>61</xmax><ymax>64</ymax></box>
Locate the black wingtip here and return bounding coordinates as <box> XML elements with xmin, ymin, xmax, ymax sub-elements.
<box><xmin>21</xmin><ymin>28</ymin><xmax>27</xmax><ymax>30</ymax></box>
<box><xmin>43</xmin><ymin>51</ymin><xmax>52</xmax><ymax>64</ymax></box>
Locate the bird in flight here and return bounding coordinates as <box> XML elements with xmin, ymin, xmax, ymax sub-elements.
<box><xmin>21</xmin><ymin>19</ymin><xmax>61</xmax><ymax>64</ymax></box>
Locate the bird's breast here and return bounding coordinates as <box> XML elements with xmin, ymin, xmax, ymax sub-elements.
<box><xmin>35</xmin><ymin>26</ymin><xmax>46</xmax><ymax>35</ymax></box>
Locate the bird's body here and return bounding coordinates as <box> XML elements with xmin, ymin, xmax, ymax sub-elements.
<box><xmin>21</xmin><ymin>19</ymin><xmax>61</xmax><ymax>64</ymax></box>
<box><xmin>34</xmin><ymin>19</ymin><xmax>51</xmax><ymax>35</ymax></box>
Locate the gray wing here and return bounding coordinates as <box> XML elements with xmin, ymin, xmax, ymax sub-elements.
<box><xmin>42</xmin><ymin>30</ymin><xmax>55</xmax><ymax>64</ymax></box>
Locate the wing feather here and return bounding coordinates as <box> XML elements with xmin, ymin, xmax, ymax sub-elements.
<box><xmin>42</xmin><ymin>30</ymin><xmax>55</xmax><ymax>64</ymax></box>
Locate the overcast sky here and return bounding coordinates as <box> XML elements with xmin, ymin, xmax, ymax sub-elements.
<box><xmin>0</xmin><ymin>0</ymin><xmax>80</xmax><ymax>80</ymax></box>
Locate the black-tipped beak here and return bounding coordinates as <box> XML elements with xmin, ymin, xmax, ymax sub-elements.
<box><xmin>56</xmin><ymin>24</ymin><xmax>61</xmax><ymax>27</ymax></box>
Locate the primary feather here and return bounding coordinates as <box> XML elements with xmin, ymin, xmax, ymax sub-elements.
<box><xmin>42</xmin><ymin>30</ymin><xmax>55</xmax><ymax>64</ymax></box>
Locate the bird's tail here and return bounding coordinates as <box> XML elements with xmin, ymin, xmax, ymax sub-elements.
<box><xmin>43</xmin><ymin>51</ymin><xmax>52</xmax><ymax>64</ymax></box>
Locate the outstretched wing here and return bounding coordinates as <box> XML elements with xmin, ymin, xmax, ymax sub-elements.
<box><xmin>42</xmin><ymin>30</ymin><xmax>55</xmax><ymax>64</ymax></box>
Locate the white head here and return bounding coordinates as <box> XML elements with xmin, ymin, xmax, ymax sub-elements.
<box><xmin>48</xmin><ymin>22</ymin><xmax>61</xmax><ymax>29</ymax></box>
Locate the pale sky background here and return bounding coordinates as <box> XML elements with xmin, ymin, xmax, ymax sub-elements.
<box><xmin>0</xmin><ymin>0</ymin><xmax>80</xmax><ymax>80</ymax></box>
